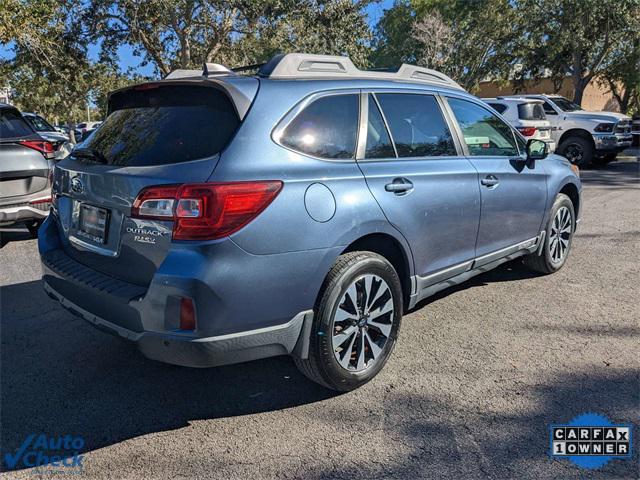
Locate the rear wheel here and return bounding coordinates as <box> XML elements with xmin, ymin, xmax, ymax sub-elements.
<box><xmin>524</xmin><ymin>193</ymin><xmax>575</xmax><ymax>274</ymax></box>
<box><xmin>558</xmin><ymin>136</ymin><xmax>594</xmax><ymax>167</ymax></box>
<box><xmin>294</xmin><ymin>251</ymin><xmax>403</xmax><ymax>391</ymax></box>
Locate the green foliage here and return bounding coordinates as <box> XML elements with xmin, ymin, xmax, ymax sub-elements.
<box><xmin>513</xmin><ymin>0</ymin><xmax>640</xmax><ymax>104</ymax></box>
<box><xmin>371</xmin><ymin>0</ymin><xmax>518</xmax><ymax>92</ymax></box>
<box><xmin>88</xmin><ymin>0</ymin><xmax>374</xmax><ymax>76</ymax></box>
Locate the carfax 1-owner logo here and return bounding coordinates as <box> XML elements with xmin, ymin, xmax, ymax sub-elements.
<box><xmin>550</xmin><ymin>413</ymin><xmax>633</xmax><ymax>469</ymax></box>
<box><xmin>3</xmin><ymin>433</ymin><xmax>84</xmax><ymax>474</ymax></box>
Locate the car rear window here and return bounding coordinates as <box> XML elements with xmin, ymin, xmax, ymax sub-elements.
<box><xmin>82</xmin><ymin>85</ymin><xmax>240</xmax><ymax>166</ymax></box>
<box><xmin>0</xmin><ymin>108</ymin><xmax>35</xmax><ymax>139</ymax></box>
<box><xmin>517</xmin><ymin>103</ymin><xmax>546</xmax><ymax>120</ymax></box>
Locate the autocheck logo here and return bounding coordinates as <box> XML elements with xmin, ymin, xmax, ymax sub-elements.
<box><xmin>4</xmin><ymin>434</ymin><xmax>84</xmax><ymax>472</ymax></box>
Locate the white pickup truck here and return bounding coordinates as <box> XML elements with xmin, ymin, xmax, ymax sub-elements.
<box><xmin>524</xmin><ymin>94</ymin><xmax>633</xmax><ymax>167</ymax></box>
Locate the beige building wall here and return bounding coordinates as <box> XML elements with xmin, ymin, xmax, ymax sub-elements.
<box><xmin>476</xmin><ymin>78</ymin><xmax>620</xmax><ymax>112</ymax></box>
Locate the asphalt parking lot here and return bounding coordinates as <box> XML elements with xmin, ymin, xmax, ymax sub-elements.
<box><xmin>1</xmin><ymin>157</ymin><xmax>638</xmax><ymax>479</ymax></box>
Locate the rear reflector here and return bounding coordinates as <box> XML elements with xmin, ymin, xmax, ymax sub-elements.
<box><xmin>179</xmin><ymin>297</ymin><xmax>196</xmax><ymax>330</ymax></box>
<box><xmin>132</xmin><ymin>181</ymin><xmax>283</xmax><ymax>240</ymax></box>
<box><xmin>19</xmin><ymin>140</ymin><xmax>56</xmax><ymax>160</ymax></box>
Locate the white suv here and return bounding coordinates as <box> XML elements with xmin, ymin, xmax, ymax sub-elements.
<box><xmin>524</xmin><ymin>94</ymin><xmax>632</xmax><ymax>167</ymax></box>
<box><xmin>483</xmin><ymin>97</ymin><xmax>555</xmax><ymax>152</ymax></box>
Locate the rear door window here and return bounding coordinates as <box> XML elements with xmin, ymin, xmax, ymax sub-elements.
<box><xmin>376</xmin><ymin>93</ymin><xmax>456</xmax><ymax>157</ymax></box>
<box><xmin>365</xmin><ymin>95</ymin><xmax>395</xmax><ymax>159</ymax></box>
<box><xmin>518</xmin><ymin>103</ymin><xmax>546</xmax><ymax>120</ymax></box>
<box><xmin>0</xmin><ymin>108</ymin><xmax>35</xmax><ymax>139</ymax></box>
<box><xmin>279</xmin><ymin>94</ymin><xmax>359</xmax><ymax>159</ymax></box>
<box><xmin>83</xmin><ymin>85</ymin><xmax>240</xmax><ymax>166</ymax></box>
<box><xmin>447</xmin><ymin>97</ymin><xmax>519</xmax><ymax>157</ymax></box>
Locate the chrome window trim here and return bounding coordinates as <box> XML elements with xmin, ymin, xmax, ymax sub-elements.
<box><xmin>271</xmin><ymin>89</ymin><xmax>362</xmax><ymax>163</ymax></box>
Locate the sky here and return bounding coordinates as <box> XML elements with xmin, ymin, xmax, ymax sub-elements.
<box><xmin>1</xmin><ymin>1</ymin><xmax>395</xmax><ymax>78</ymax></box>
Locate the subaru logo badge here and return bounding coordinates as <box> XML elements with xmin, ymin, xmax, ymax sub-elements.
<box><xmin>70</xmin><ymin>177</ymin><xmax>84</xmax><ymax>194</ymax></box>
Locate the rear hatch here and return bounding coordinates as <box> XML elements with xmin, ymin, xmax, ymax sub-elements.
<box><xmin>53</xmin><ymin>81</ymin><xmax>256</xmax><ymax>286</ymax></box>
<box><xmin>0</xmin><ymin>107</ymin><xmax>52</xmax><ymax>204</ymax></box>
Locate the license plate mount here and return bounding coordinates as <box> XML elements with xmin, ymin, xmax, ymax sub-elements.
<box><xmin>78</xmin><ymin>204</ymin><xmax>109</xmax><ymax>244</ymax></box>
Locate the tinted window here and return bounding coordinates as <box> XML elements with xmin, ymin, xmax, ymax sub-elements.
<box><xmin>376</xmin><ymin>93</ymin><xmax>456</xmax><ymax>157</ymax></box>
<box><xmin>517</xmin><ymin>103</ymin><xmax>546</xmax><ymax>120</ymax></box>
<box><xmin>82</xmin><ymin>85</ymin><xmax>239</xmax><ymax>166</ymax></box>
<box><xmin>25</xmin><ymin>114</ymin><xmax>55</xmax><ymax>132</ymax></box>
<box><xmin>448</xmin><ymin>97</ymin><xmax>518</xmax><ymax>156</ymax></box>
<box><xmin>365</xmin><ymin>95</ymin><xmax>395</xmax><ymax>158</ymax></box>
<box><xmin>488</xmin><ymin>103</ymin><xmax>507</xmax><ymax>114</ymax></box>
<box><xmin>551</xmin><ymin>97</ymin><xmax>583</xmax><ymax>112</ymax></box>
<box><xmin>0</xmin><ymin>108</ymin><xmax>35</xmax><ymax>139</ymax></box>
<box><xmin>539</xmin><ymin>101</ymin><xmax>557</xmax><ymax>115</ymax></box>
<box><xmin>280</xmin><ymin>94</ymin><xmax>359</xmax><ymax>159</ymax></box>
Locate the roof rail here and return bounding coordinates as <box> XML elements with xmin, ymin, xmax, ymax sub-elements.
<box><xmin>258</xmin><ymin>53</ymin><xmax>464</xmax><ymax>90</ymax></box>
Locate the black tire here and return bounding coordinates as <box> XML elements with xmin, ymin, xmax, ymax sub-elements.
<box><xmin>25</xmin><ymin>220</ymin><xmax>42</xmax><ymax>238</ymax></box>
<box><xmin>557</xmin><ymin>136</ymin><xmax>594</xmax><ymax>167</ymax></box>
<box><xmin>294</xmin><ymin>251</ymin><xmax>403</xmax><ymax>391</ymax></box>
<box><xmin>524</xmin><ymin>193</ymin><xmax>575</xmax><ymax>274</ymax></box>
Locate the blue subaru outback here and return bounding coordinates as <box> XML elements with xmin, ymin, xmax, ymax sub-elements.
<box><xmin>39</xmin><ymin>53</ymin><xmax>581</xmax><ymax>391</ymax></box>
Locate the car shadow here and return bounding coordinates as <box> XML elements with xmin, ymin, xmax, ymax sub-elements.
<box><xmin>0</xmin><ymin>227</ymin><xmax>33</xmax><ymax>249</ymax></box>
<box><xmin>579</xmin><ymin>160</ymin><xmax>639</xmax><ymax>189</ymax></box>
<box><xmin>0</xmin><ymin>279</ymin><xmax>338</xmax><ymax>472</ymax></box>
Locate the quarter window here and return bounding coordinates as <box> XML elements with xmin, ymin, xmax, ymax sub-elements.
<box><xmin>365</xmin><ymin>95</ymin><xmax>395</xmax><ymax>159</ymax></box>
<box><xmin>279</xmin><ymin>94</ymin><xmax>359</xmax><ymax>159</ymax></box>
<box><xmin>376</xmin><ymin>93</ymin><xmax>456</xmax><ymax>158</ymax></box>
<box><xmin>447</xmin><ymin>98</ymin><xmax>519</xmax><ymax>157</ymax></box>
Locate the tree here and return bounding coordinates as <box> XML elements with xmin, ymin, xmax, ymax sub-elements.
<box><xmin>371</xmin><ymin>0</ymin><xmax>518</xmax><ymax>92</ymax></box>
<box><xmin>599</xmin><ymin>9</ymin><xmax>640</xmax><ymax>114</ymax></box>
<box><xmin>88</xmin><ymin>0</ymin><xmax>374</xmax><ymax>77</ymax></box>
<box><xmin>514</xmin><ymin>0</ymin><xmax>640</xmax><ymax>105</ymax></box>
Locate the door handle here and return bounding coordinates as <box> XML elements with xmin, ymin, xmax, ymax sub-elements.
<box><xmin>480</xmin><ymin>175</ymin><xmax>499</xmax><ymax>187</ymax></box>
<box><xmin>385</xmin><ymin>178</ymin><xmax>414</xmax><ymax>194</ymax></box>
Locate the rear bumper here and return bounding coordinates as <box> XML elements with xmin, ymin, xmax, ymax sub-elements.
<box><xmin>0</xmin><ymin>202</ymin><xmax>50</xmax><ymax>226</ymax></box>
<box><xmin>38</xmin><ymin>214</ymin><xmax>327</xmax><ymax>368</ymax></box>
<box><xmin>43</xmin><ymin>280</ymin><xmax>311</xmax><ymax>368</ymax></box>
<box><xmin>592</xmin><ymin>133</ymin><xmax>633</xmax><ymax>152</ymax></box>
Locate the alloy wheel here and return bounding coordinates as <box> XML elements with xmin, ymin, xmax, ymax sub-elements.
<box><xmin>331</xmin><ymin>274</ymin><xmax>394</xmax><ymax>372</ymax></box>
<box><xmin>564</xmin><ymin>143</ymin><xmax>584</xmax><ymax>164</ymax></box>
<box><xmin>549</xmin><ymin>206</ymin><xmax>572</xmax><ymax>263</ymax></box>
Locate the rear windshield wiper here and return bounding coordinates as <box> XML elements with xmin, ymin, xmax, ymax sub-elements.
<box><xmin>72</xmin><ymin>147</ymin><xmax>108</xmax><ymax>164</ymax></box>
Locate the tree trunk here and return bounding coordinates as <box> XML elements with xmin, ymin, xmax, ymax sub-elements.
<box><xmin>572</xmin><ymin>75</ymin><xmax>591</xmax><ymax>106</ymax></box>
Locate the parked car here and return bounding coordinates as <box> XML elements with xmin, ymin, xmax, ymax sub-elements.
<box><xmin>0</xmin><ymin>104</ymin><xmax>54</xmax><ymax>236</ymax></box>
<box><xmin>483</xmin><ymin>97</ymin><xmax>555</xmax><ymax>152</ymax></box>
<box><xmin>39</xmin><ymin>54</ymin><xmax>581</xmax><ymax>391</ymax></box>
<box><xmin>22</xmin><ymin>112</ymin><xmax>72</xmax><ymax>159</ymax></box>
<box><xmin>523</xmin><ymin>94</ymin><xmax>632</xmax><ymax>166</ymax></box>
<box><xmin>73</xmin><ymin>121</ymin><xmax>102</xmax><ymax>142</ymax></box>
<box><xmin>632</xmin><ymin>114</ymin><xmax>639</xmax><ymax>147</ymax></box>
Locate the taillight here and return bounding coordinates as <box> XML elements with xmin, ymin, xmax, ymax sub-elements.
<box><xmin>517</xmin><ymin>127</ymin><xmax>537</xmax><ymax>137</ymax></box>
<box><xmin>132</xmin><ymin>181</ymin><xmax>283</xmax><ymax>240</ymax></box>
<box><xmin>19</xmin><ymin>140</ymin><xmax>55</xmax><ymax>160</ymax></box>
<box><xmin>29</xmin><ymin>196</ymin><xmax>52</xmax><ymax>205</ymax></box>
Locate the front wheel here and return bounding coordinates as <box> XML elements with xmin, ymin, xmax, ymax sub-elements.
<box><xmin>294</xmin><ymin>251</ymin><xmax>403</xmax><ymax>391</ymax></box>
<box><xmin>557</xmin><ymin>136</ymin><xmax>594</xmax><ymax>167</ymax></box>
<box><xmin>524</xmin><ymin>193</ymin><xmax>575</xmax><ymax>274</ymax></box>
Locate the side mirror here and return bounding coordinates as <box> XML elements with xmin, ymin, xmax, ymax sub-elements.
<box><xmin>526</xmin><ymin>139</ymin><xmax>548</xmax><ymax>161</ymax></box>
